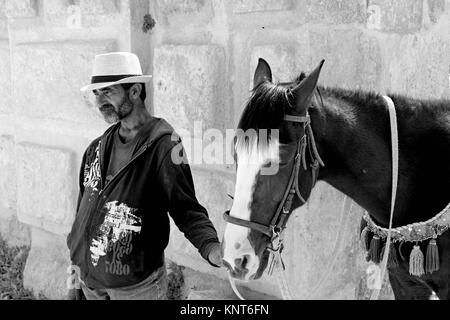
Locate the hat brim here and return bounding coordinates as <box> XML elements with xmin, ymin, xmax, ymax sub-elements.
<box><xmin>80</xmin><ymin>75</ymin><xmax>152</xmax><ymax>92</ymax></box>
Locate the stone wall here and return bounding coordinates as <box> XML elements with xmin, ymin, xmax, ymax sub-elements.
<box><xmin>0</xmin><ymin>0</ymin><xmax>449</xmax><ymax>300</ymax></box>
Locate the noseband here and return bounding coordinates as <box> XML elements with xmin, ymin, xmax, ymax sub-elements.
<box><xmin>223</xmin><ymin>112</ymin><xmax>325</xmax><ymax>249</ymax></box>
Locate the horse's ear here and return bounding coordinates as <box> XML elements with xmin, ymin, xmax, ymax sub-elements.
<box><xmin>253</xmin><ymin>58</ymin><xmax>272</xmax><ymax>89</ymax></box>
<box><xmin>292</xmin><ymin>59</ymin><xmax>325</xmax><ymax>111</ymax></box>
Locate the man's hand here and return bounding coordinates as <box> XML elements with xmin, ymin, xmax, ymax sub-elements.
<box><xmin>207</xmin><ymin>243</ymin><xmax>223</xmax><ymax>268</ymax></box>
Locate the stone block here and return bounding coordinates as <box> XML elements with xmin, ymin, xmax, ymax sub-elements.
<box><xmin>157</xmin><ymin>0</ymin><xmax>206</xmax><ymax>14</ymax></box>
<box><xmin>155</xmin><ymin>0</ymin><xmax>213</xmax><ymax>29</ymax></box>
<box><xmin>426</xmin><ymin>0</ymin><xmax>446</xmax><ymax>23</ymax></box>
<box><xmin>0</xmin><ymin>135</ymin><xmax>15</xmax><ymax>215</ymax></box>
<box><xmin>0</xmin><ymin>19</ymin><xmax>7</xmax><ymax>39</ymax></box>
<box><xmin>42</xmin><ymin>0</ymin><xmax>119</xmax><ymax>28</ymax></box>
<box><xmin>3</xmin><ymin>0</ymin><xmax>37</xmax><ymax>18</ymax></box>
<box><xmin>80</xmin><ymin>0</ymin><xmax>119</xmax><ymax>15</ymax></box>
<box><xmin>0</xmin><ymin>0</ymin><xmax>5</xmax><ymax>18</ymax></box>
<box><xmin>388</xmin><ymin>32</ymin><xmax>450</xmax><ymax>99</ymax></box>
<box><xmin>16</xmin><ymin>143</ymin><xmax>77</xmax><ymax>235</ymax></box>
<box><xmin>153</xmin><ymin>45</ymin><xmax>226</xmax><ymax>133</ymax></box>
<box><xmin>0</xmin><ymin>215</ymin><xmax>31</xmax><ymax>247</ymax></box>
<box><xmin>367</xmin><ymin>0</ymin><xmax>423</xmax><ymax>33</ymax></box>
<box><xmin>23</xmin><ymin>227</ymin><xmax>72</xmax><ymax>300</ymax></box>
<box><xmin>277</xmin><ymin>182</ymin><xmax>371</xmax><ymax>299</ymax></box>
<box><xmin>167</xmin><ymin>169</ymin><xmax>233</xmax><ymax>258</ymax></box>
<box><xmin>232</xmin><ymin>0</ymin><xmax>293</xmax><ymax>13</ymax></box>
<box><xmin>0</xmin><ymin>41</ymin><xmax>11</xmax><ymax>114</ymax></box>
<box><xmin>43</xmin><ymin>0</ymin><xmax>119</xmax><ymax>15</ymax></box>
<box><xmin>11</xmin><ymin>40</ymin><xmax>117</xmax><ymax>124</ymax></box>
<box><xmin>309</xmin><ymin>28</ymin><xmax>383</xmax><ymax>91</ymax></box>
<box><xmin>300</xmin><ymin>0</ymin><xmax>367</xmax><ymax>24</ymax></box>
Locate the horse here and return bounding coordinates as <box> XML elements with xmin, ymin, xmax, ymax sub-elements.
<box><xmin>221</xmin><ymin>58</ymin><xmax>450</xmax><ymax>300</ymax></box>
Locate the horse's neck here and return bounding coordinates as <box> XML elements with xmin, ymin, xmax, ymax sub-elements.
<box><xmin>314</xmin><ymin>90</ymin><xmax>450</xmax><ymax>227</ymax></box>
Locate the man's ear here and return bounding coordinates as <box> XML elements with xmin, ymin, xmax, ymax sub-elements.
<box><xmin>292</xmin><ymin>60</ymin><xmax>325</xmax><ymax>112</ymax></box>
<box><xmin>129</xmin><ymin>83</ymin><xmax>142</xmax><ymax>100</ymax></box>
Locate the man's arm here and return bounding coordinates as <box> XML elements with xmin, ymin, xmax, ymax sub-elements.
<box><xmin>156</xmin><ymin>139</ymin><xmax>222</xmax><ymax>267</ymax></box>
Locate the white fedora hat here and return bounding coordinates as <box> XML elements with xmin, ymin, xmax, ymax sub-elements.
<box><xmin>81</xmin><ymin>52</ymin><xmax>152</xmax><ymax>92</ymax></box>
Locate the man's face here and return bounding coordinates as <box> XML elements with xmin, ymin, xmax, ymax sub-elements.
<box><xmin>93</xmin><ymin>85</ymin><xmax>133</xmax><ymax>124</ymax></box>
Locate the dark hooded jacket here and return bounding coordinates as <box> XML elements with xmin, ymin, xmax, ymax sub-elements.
<box><xmin>67</xmin><ymin>117</ymin><xmax>220</xmax><ymax>289</ymax></box>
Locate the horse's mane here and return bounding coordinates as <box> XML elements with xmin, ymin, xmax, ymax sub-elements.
<box><xmin>236</xmin><ymin>73</ymin><xmax>307</xmax><ymax>151</ymax></box>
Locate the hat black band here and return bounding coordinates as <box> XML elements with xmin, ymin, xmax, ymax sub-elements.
<box><xmin>91</xmin><ymin>74</ymin><xmax>140</xmax><ymax>84</ymax></box>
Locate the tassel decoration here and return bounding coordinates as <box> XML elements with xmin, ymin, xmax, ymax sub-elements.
<box><xmin>360</xmin><ymin>227</ymin><xmax>371</xmax><ymax>251</ymax></box>
<box><xmin>369</xmin><ymin>235</ymin><xmax>382</xmax><ymax>264</ymax></box>
<box><xmin>409</xmin><ymin>244</ymin><xmax>425</xmax><ymax>276</ymax></box>
<box><xmin>425</xmin><ymin>237</ymin><xmax>440</xmax><ymax>274</ymax></box>
<box><xmin>380</xmin><ymin>242</ymin><xmax>399</xmax><ymax>268</ymax></box>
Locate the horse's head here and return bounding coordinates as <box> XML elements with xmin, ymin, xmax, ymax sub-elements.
<box><xmin>222</xmin><ymin>58</ymin><xmax>325</xmax><ymax>280</ymax></box>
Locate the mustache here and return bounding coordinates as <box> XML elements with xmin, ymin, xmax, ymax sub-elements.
<box><xmin>99</xmin><ymin>103</ymin><xmax>114</xmax><ymax>111</ymax></box>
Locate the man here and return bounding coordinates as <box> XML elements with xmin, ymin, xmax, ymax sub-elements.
<box><xmin>67</xmin><ymin>52</ymin><xmax>222</xmax><ymax>300</ymax></box>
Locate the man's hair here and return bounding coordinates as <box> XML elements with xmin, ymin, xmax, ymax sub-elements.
<box><xmin>121</xmin><ymin>83</ymin><xmax>147</xmax><ymax>101</ymax></box>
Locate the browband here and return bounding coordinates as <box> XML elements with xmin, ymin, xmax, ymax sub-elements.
<box><xmin>284</xmin><ymin>114</ymin><xmax>310</xmax><ymax>123</ymax></box>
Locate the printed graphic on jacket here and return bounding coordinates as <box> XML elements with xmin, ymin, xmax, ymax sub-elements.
<box><xmin>90</xmin><ymin>201</ymin><xmax>142</xmax><ymax>276</ymax></box>
<box><xmin>83</xmin><ymin>142</ymin><xmax>102</xmax><ymax>192</ymax></box>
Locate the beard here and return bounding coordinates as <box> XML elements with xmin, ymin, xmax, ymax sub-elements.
<box><xmin>99</xmin><ymin>96</ymin><xmax>133</xmax><ymax>124</ymax></box>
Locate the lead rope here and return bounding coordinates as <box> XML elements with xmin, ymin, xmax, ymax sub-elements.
<box><xmin>370</xmin><ymin>96</ymin><xmax>399</xmax><ymax>300</ymax></box>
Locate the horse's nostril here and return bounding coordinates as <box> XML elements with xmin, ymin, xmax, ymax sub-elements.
<box><xmin>222</xmin><ymin>259</ymin><xmax>233</xmax><ymax>271</ymax></box>
<box><xmin>235</xmin><ymin>255</ymin><xmax>250</xmax><ymax>271</ymax></box>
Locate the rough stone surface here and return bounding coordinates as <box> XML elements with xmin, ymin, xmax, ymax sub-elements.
<box><xmin>43</xmin><ymin>0</ymin><xmax>120</xmax><ymax>28</ymax></box>
<box><xmin>279</xmin><ymin>182</ymin><xmax>394</xmax><ymax>299</ymax></box>
<box><xmin>232</xmin><ymin>0</ymin><xmax>293</xmax><ymax>13</ymax></box>
<box><xmin>11</xmin><ymin>40</ymin><xmax>117</xmax><ymax>124</ymax></box>
<box><xmin>388</xmin><ymin>32</ymin><xmax>450</xmax><ymax>99</ymax></box>
<box><xmin>301</xmin><ymin>0</ymin><xmax>367</xmax><ymax>24</ymax></box>
<box><xmin>167</xmin><ymin>169</ymin><xmax>234</xmax><ymax>260</ymax></box>
<box><xmin>153</xmin><ymin>45</ymin><xmax>226</xmax><ymax>133</ymax></box>
<box><xmin>157</xmin><ymin>0</ymin><xmax>206</xmax><ymax>14</ymax></box>
<box><xmin>23</xmin><ymin>227</ymin><xmax>71</xmax><ymax>300</ymax></box>
<box><xmin>0</xmin><ymin>0</ymin><xmax>5</xmax><ymax>18</ymax></box>
<box><xmin>3</xmin><ymin>0</ymin><xmax>37</xmax><ymax>18</ymax></box>
<box><xmin>367</xmin><ymin>0</ymin><xmax>423</xmax><ymax>33</ymax></box>
<box><xmin>309</xmin><ymin>28</ymin><xmax>383</xmax><ymax>91</ymax></box>
<box><xmin>0</xmin><ymin>40</ymin><xmax>11</xmax><ymax>114</ymax></box>
<box><xmin>426</xmin><ymin>0</ymin><xmax>446</xmax><ymax>23</ymax></box>
<box><xmin>16</xmin><ymin>143</ymin><xmax>77</xmax><ymax>235</ymax></box>
<box><xmin>251</xmin><ymin>44</ymin><xmax>304</xmax><ymax>85</ymax></box>
<box><xmin>0</xmin><ymin>135</ymin><xmax>15</xmax><ymax>216</ymax></box>
<box><xmin>0</xmin><ymin>215</ymin><xmax>31</xmax><ymax>247</ymax></box>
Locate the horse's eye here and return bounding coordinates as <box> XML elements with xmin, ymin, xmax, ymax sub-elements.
<box><xmin>262</xmin><ymin>161</ymin><xmax>273</xmax><ymax>168</ymax></box>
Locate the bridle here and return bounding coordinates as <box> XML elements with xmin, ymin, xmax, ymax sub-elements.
<box><xmin>223</xmin><ymin>101</ymin><xmax>325</xmax><ymax>254</ymax></box>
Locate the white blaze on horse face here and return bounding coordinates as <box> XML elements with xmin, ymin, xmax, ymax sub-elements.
<box><xmin>223</xmin><ymin>136</ymin><xmax>280</xmax><ymax>280</ymax></box>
